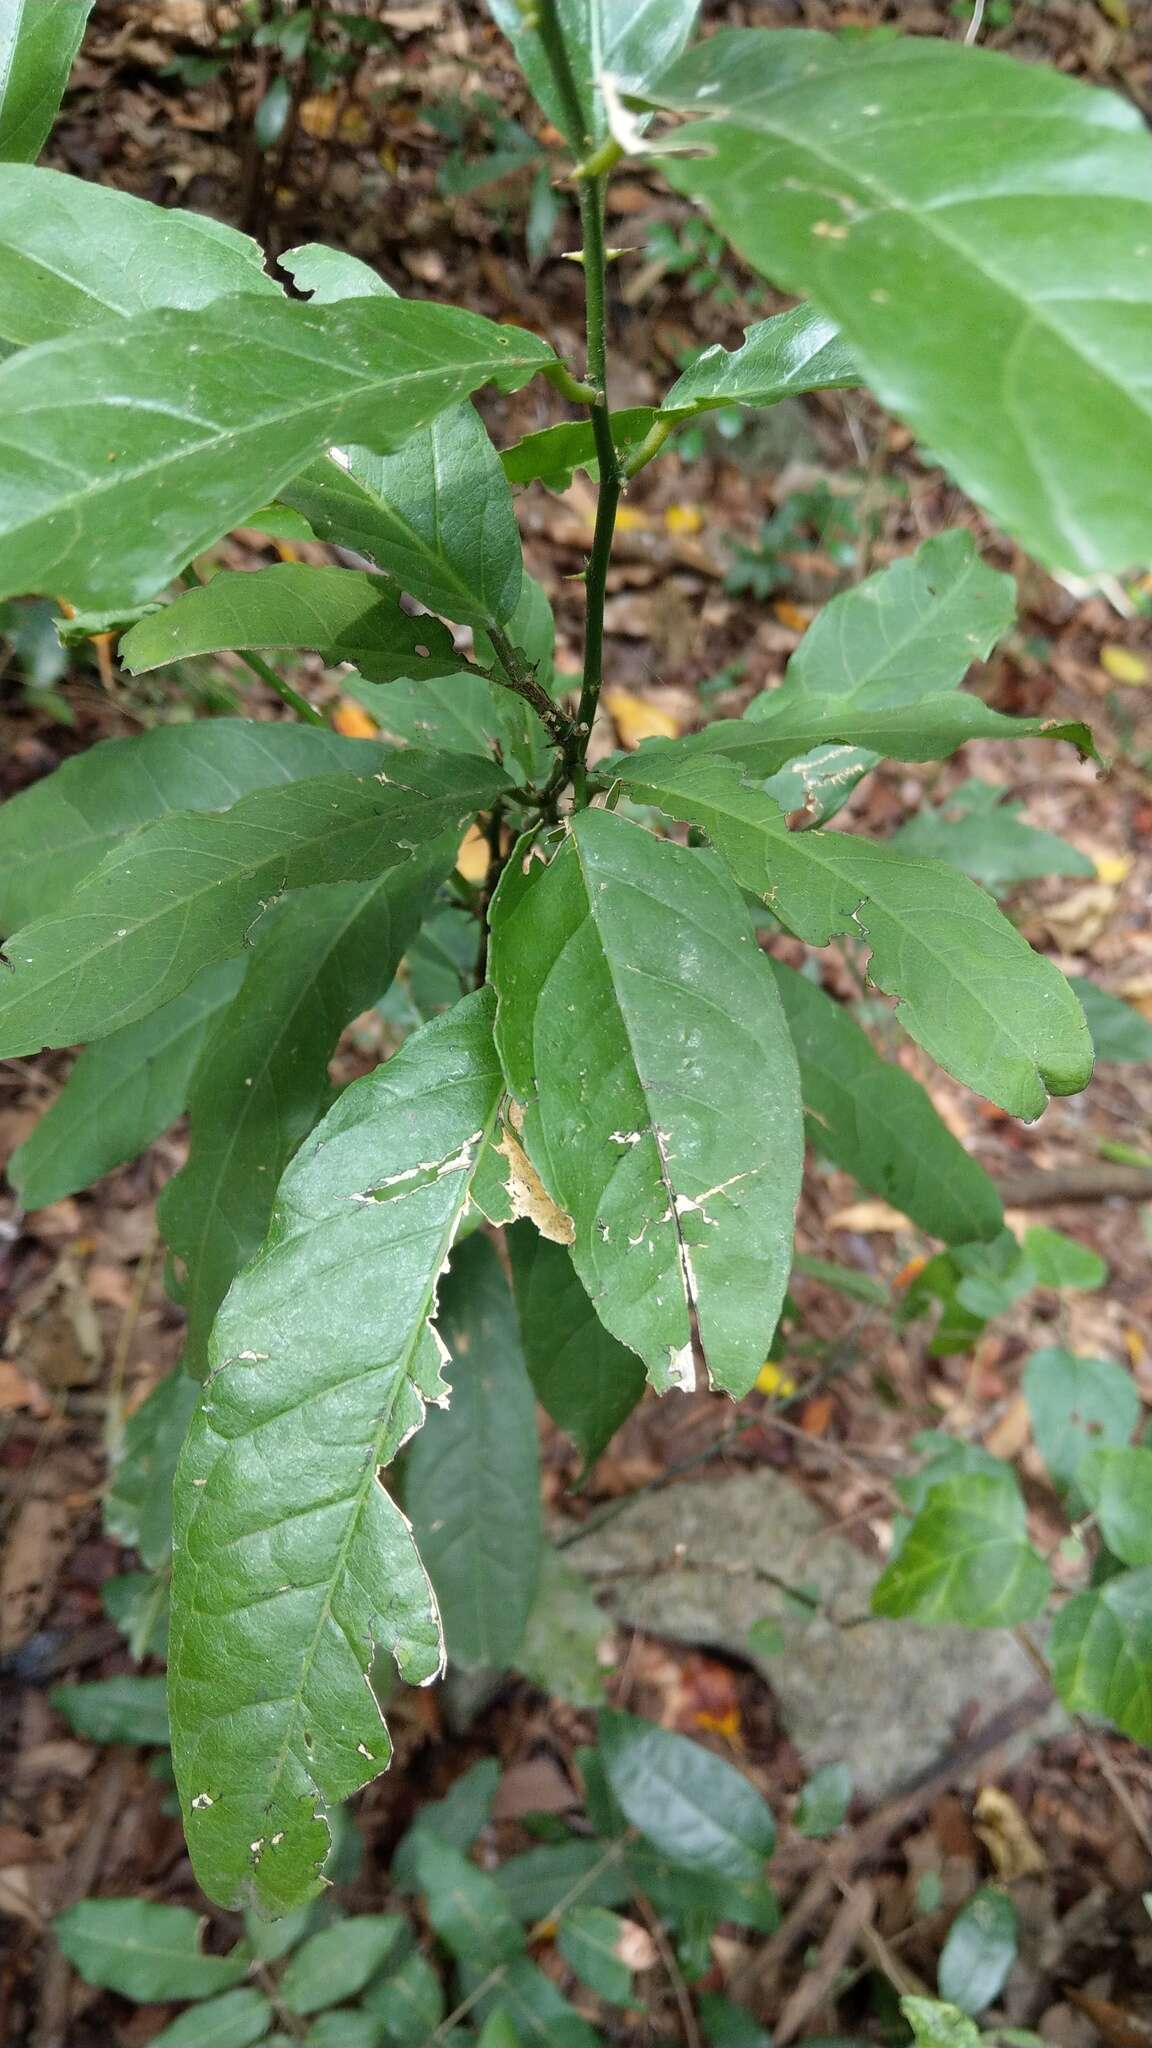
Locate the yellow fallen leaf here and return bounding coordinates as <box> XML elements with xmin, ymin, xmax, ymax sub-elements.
<box><xmin>974</xmin><ymin>1786</ymin><xmax>1046</xmax><ymax>1880</ymax></box>
<box><xmin>1095</xmin><ymin>852</ymin><xmax>1132</xmax><ymax>887</ymax></box>
<box><xmin>755</xmin><ymin>1360</ymin><xmax>797</xmax><ymax>1398</ymax></box>
<box><xmin>1100</xmin><ymin>643</ymin><xmax>1148</xmax><ymax>686</ymax></box>
<box><xmin>603</xmin><ymin>685</ymin><xmax>681</xmax><ymax>747</ymax></box>
<box><xmin>614</xmin><ymin>504</ymin><xmax>652</xmax><ymax>533</ymax></box>
<box><xmin>333</xmin><ymin>698</ymin><xmax>379</xmax><ymax>738</ymax></box>
<box><xmin>456</xmin><ymin>823</ymin><xmax>490</xmax><ymax>883</ymax></box>
<box><xmin>299</xmin><ymin>95</ymin><xmax>371</xmax><ymax>143</ymax></box>
<box><xmin>828</xmin><ymin>1198</ymin><xmax>907</xmax><ymax>1233</ymax></box>
<box><xmin>773</xmin><ymin>599</ymin><xmax>812</xmax><ymax>633</ymax></box>
<box><xmin>273</xmin><ymin>540</ymin><xmax>298</xmax><ymax>564</ymax></box>
<box><xmin>664</xmin><ymin>502</ymin><xmax>703</xmax><ymax>536</ymax></box>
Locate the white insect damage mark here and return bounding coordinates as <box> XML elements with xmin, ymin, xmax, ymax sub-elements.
<box><xmin>609</xmin><ymin>1129</ymin><xmax>643</xmax><ymax>1146</ymax></box>
<box><xmin>350</xmin><ymin>1133</ymin><xmax>483</xmax><ymax>1205</ymax></box>
<box><xmin>191</xmin><ymin>1793</ymin><xmax>214</xmax><ymax>1809</ymax></box>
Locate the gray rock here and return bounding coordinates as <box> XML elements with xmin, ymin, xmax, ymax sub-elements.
<box><xmin>561</xmin><ymin>1471</ymin><xmax>1063</xmax><ymax>1798</ymax></box>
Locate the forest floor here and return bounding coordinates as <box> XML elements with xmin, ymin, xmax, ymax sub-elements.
<box><xmin>3</xmin><ymin>3</ymin><xmax>1152</xmax><ymax>2043</ymax></box>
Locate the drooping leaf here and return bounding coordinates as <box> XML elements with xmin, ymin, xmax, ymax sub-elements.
<box><xmin>892</xmin><ymin>780</ymin><xmax>1094</xmax><ymax>891</ymax></box>
<box><xmin>871</xmin><ymin>1471</ymin><xmax>1050</xmax><ymax>1627</ymax></box>
<box><xmin>0</xmin><ymin>295</ymin><xmax>554</xmax><ymax>607</ymax></box>
<box><xmin>775</xmin><ymin>531</ymin><xmax>1015</xmax><ymax>709</ymax></box>
<box><xmin>414</xmin><ymin>1836</ymin><xmax>525</xmax><ymax>1967</ymax></box>
<box><xmin>599</xmin><ymin>1709</ymin><xmax>776</xmax><ymax>1880</ymax></box>
<box><xmin>487</xmin><ymin>0</ymin><xmax>700</xmax><ymax>151</ymax></box>
<box><xmin>648</xmin><ymin>31</ymin><xmax>1152</xmax><ymax>574</ymax></box>
<box><xmin>0</xmin><ymin>750</ymin><xmax>507</xmax><ymax>1055</ymax></box>
<box><xmin>280</xmin><ymin>1917</ymin><xmax>405</xmax><ymax>2016</ymax></box>
<box><xmin>148</xmin><ymin>1987</ymin><xmax>275</xmax><ymax>2048</ymax></box>
<box><xmin>489</xmin><ymin>810</ymin><xmax>804</xmax><ymax>1397</ymax></box>
<box><xmin>52</xmin><ymin>1674</ymin><xmax>170</xmax><ymax>1746</ymax></box>
<box><xmin>557</xmin><ymin>1906</ymin><xmax>638</xmax><ymax>2006</ymax></box>
<box><xmin>508</xmin><ymin>1224</ymin><xmax>647</xmax><ymax>1469</ymax></box>
<box><xmin>169</xmin><ymin>990</ymin><xmax>503</xmax><ymax>1915</ymax></box>
<box><xmin>121</xmin><ymin>568</ymin><xmax>465</xmax><ymax>684</ymax></box>
<box><xmin>516</xmin><ymin>1545</ymin><xmax>609</xmax><ymax>1707</ymax></box>
<box><xmin>159</xmin><ymin>853</ymin><xmax>448</xmax><ymax>1373</ymax></box>
<box><xmin>1079</xmin><ymin>1446</ymin><xmax>1152</xmax><ymax>1566</ymax></box>
<box><xmin>937</xmin><ymin>1888</ymin><xmax>1018</xmax><ymax>2016</ymax></box>
<box><xmin>615</xmin><ymin>750</ymin><xmax>1092</xmax><ymax>1118</ymax></box>
<box><xmin>662</xmin><ymin>304</ymin><xmax>856</xmax><ymax>415</ymax></box>
<box><xmin>769</xmin><ymin>961</ymin><xmax>1003</xmax><ymax>1244</ymax></box>
<box><xmin>405</xmin><ymin>1232</ymin><xmax>542</xmax><ymax>1669</ymax></box>
<box><xmin>0</xmin><ymin>0</ymin><xmax>93</xmax><ymax>161</ymax></box>
<box><xmin>698</xmin><ymin>695</ymin><xmax>1094</xmax><ymax>778</ymax></box>
<box><xmin>0</xmin><ymin>718</ymin><xmax>391</xmax><ymax>931</ymax></box>
<box><xmin>0</xmin><ymin>165</ymin><xmax>278</xmax><ymax>347</ymax></box>
<box><xmin>105</xmin><ymin>1366</ymin><xmax>201</xmax><ymax>1569</ymax></box>
<box><xmin>10</xmin><ymin>958</ymin><xmax>245</xmax><ymax>1210</ymax></box>
<box><xmin>501</xmin><ymin>408</ymin><xmax>656</xmax><ymax>493</ymax></box>
<box><xmin>1049</xmin><ymin>1567</ymin><xmax>1152</xmax><ymax>1744</ymax></box>
<box><xmin>361</xmin><ymin>1951</ymin><xmax>445</xmax><ymax>2039</ymax></box>
<box><xmin>1070</xmin><ymin>977</ymin><xmax>1152</xmax><ymax>1064</ymax></box>
<box><xmin>53</xmin><ymin>1899</ymin><xmax>248</xmax><ymax>2001</ymax></box>
<box><xmin>1022</xmin><ymin>1347</ymin><xmax>1140</xmax><ymax>1499</ymax></box>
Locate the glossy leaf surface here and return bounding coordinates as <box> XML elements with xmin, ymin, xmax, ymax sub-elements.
<box><xmin>662</xmin><ymin>303</ymin><xmax>856</xmax><ymax>415</ymax></box>
<box><xmin>0</xmin><ymin>750</ymin><xmax>506</xmax><ymax>1054</ymax></box>
<box><xmin>54</xmin><ymin>1899</ymin><xmax>247</xmax><ymax>2000</ymax></box>
<box><xmin>10</xmin><ymin>958</ymin><xmax>244</xmax><ymax>1209</ymax></box>
<box><xmin>0</xmin><ymin>719</ymin><xmax>390</xmax><ymax>931</ymax></box>
<box><xmin>487</xmin><ymin>0</ymin><xmax>699</xmax><ymax>150</ymax></box>
<box><xmin>872</xmin><ymin>1472</ymin><xmax>1050</xmax><ymax>1627</ymax></box>
<box><xmin>0</xmin><ymin>0</ymin><xmax>93</xmax><ymax>160</ymax></box>
<box><xmin>599</xmin><ymin>1708</ymin><xmax>776</xmax><ymax>1879</ymax></box>
<box><xmin>0</xmin><ymin>295</ymin><xmax>553</xmax><ymax>606</ymax></box>
<box><xmin>0</xmin><ymin>165</ymin><xmax>277</xmax><ymax>347</ymax></box>
<box><xmin>405</xmin><ymin>1233</ymin><xmax>542</xmax><ymax>1669</ymax></box>
<box><xmin>616</xmin><ymin>751</ymin><xmax>1092</xmax><ymax>1118</ymax></box>
<box><xmin>508</xmin><ymin>1223</ymin><xmax>647</xmax><ymax>1469</ymax></box>
<box><xmin>1050</xmin><ymin>1568</ymin><xmax>1152</xmax><ymax>1743</ymax></box>
<box><xmin>770</xmin><ymin>961</ymin><xmax>1003</xmax><ymax>1244</ymax></box>
<box><xmin>121</xmin><ymin>567</ymin><xmax>463</xmax><ymax>683</ymax></box>
<box><xmin>490</xmin><ymin>809</ymin><xmax>804</xmax><ymax>1397</ymax></box>
<box><xmin>651</xmin><ymin>31</ymin><xmax>1152</xmax><ymax>573</ymax></box>
<box><xmin>169</xmin><ymin>991</ymin><xmax>503</xmax><ymax>1914</ymax></box>
<box><xmin>159</xmin><ymin>855</ymin><xmax>447</xmax><ymax>1373</ymax></box>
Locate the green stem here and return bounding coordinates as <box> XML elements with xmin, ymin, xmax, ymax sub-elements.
<box><xmin>486</xmin><ymin>625</ymin><xmax>574</xmax><ymax>750</ymax></box>
<box><xmin>622</xmin><ymin>414</ymin><xmax>676</xmax><ymax>480</ymax></box>
<box><xmin>235</xmin><ymin>645</ymin><xmax>327</xmax><ymax>726</ymax></box>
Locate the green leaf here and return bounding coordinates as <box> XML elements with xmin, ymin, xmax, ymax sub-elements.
<box><xmin>793</xmin><ymin>1762</ymin><xmax>852</xmax><ymax>1838</ymax></box>
<box><xmin>895</xmin><ymin>1437</ymin><xmax>1009</xmax><ymax>1523</ymax></box>
<box><xmin>405</xmin><ymin>1233</ymin><xmax>542</xmax><ymax>1669</ymax></box>
<box><xmin>599</xmin><ymin>1708</ymin><xmax>776</xmax><ymax>1880</ymax></box>
<box><xmin>1049</xmin><ymin>1567</ymin><xmax>1152</xmax><ymax>1744</ymax></box>
<box><xmin>871</xmin><ymin>1472</ymin><xmax>1050</xmax><ymax>1627</ymax></box>
<box><xmin>697</xmin><ymin>1990</ymin><xmax>772</xmax><ymax>2047</ymax></box>
<box><xmin>53</xmin><ymin>1898</ymin><xmax>248</xmax><ymax>2001</ymax></box>
<box><xmin>1069</xmin><ymin>977</ymin><xmax>1152</xmax><ymax>1065</ymax></box>
<box><xmin>1079</xmin><ymin>1447</ymin><xmax>1152</xmax><ymax>1566</ymax></box>
<box><xmin>0</xmin><ymin>165</ymin><xmax>278</xmax><ymax>347</ymax></box>
<box><xmin>391</xmin><ymin>1757</ymin><xmax>501</xmax><ymax>1892</ymax></box>
<box><xmin>516</xmin><ymin>1545</ymin><xmax>609</xmax><ymax>1707</ymax></box>
<box><xmin>243</xmin><ymin>1900</ymin><xmax>319</xmax><ymax>1966</ymax></box>
<box><xmin>10</xmin><ymin>958</ymin><xmax>245</xmax><ymax>1209</ymax></box>
<box><xmin>778</xmin><ymin>532</ymin><xmax>1015</xmax><ymax>709</ymax></box>
<box><xmin>0</xmin><ymin>718</ymin><xmax>391</xmax><ymax>931</ymax></box>
<box><xmin>0</xmin><ymin>0</ymin><xmax>93</xmax><ymax>160</ymax></box>
<box><xmin>280</xmin><ymin>1918</ymin><xmax>405</xmax><ymax>2016</ymax></box>
<box><xmin>0</xmin><ymin>295</ymin><xmax>554</xmax><ymax>608</ymax></box>
<box><xmin>347</xmin><ymin>672</ymin><xmax>506</xmax><ymax>762</ymax></box>
<box><xmin>280</xmin><ymin>242</ymin><xmax>389</xmax><ymax>302</ymax></box>
<box><xmin>52</xmin><ymin>1674</ymin><xmax>170</xmax><ymax>1745</ymax></box>
<box><xmin>102</xmin><ymin>1569</ymin><xmax>170</xmax><ymax>1661</ymax></box>
<box><xmin>557</xmin><ymin>1906</ymin><xmax>636</xmax><ymax>2006</ymax></box>
<box><xmin>0</xmin><ymin>751</ymin><xmax>507</xmax><ymax>1055</ymax></box>
<box><xmin>902</xmin><ymin>1997</ymin><xmax>983</xmax><ymax>2048</ymax></box>
<box><xmin>148</xmin><ymin>1987</ymin><xmax>274</xmax><ymax>2048</ymax></box>
<box><xmin>105</xmin><ymin>1366</ymin><xmax>201</xmax><ymax>1568</ymax></box>
<box><xmin>501</xmin><ymin>407</ymin><xmax>656</xmax><ymax>492</ymax></box>
<box><xmin>493</xmin><ymin>1841</ymin><xmax>631</xmax><ymax>1922</ymax></box>
<box><xmin>508</xmin><ymin>1225</ymin><xmax>646</xmax><ymax>1469</ymax></box>
<box><xmin>490</xmin><ymin>810</ymin><xmax>804</xmax><ymax>1398</ymax></box>
<box><xmin>121</xmin><ymin>568</ymin><xmax>465</xmax><ymax>684</ymax></box>
<box><xmin>769</xmin><ymin>961</ymin><xmax>1003</xmax><ymax>1245</ymax></box>
<box><xmin>361</xmin><ymin>1950</ymin><xmax>445</xmax><ymax>2041</ymax></box>
<box><xmin>487</xmin><ymin>0</ymin><xmax>699</xmax><ymax>151</ymax></box>
<box><xmin>1023</xmin><ymin>1348</ymin><xmax>1140</xmax><ymax>1498</ymax></box>
<box><xmin>892</xmin><ymin>780</ymin><xmax>1094</xmax><ymax>892</ymax></box>
<box><xmin>470</xmin><ymin>1958</ymin><xmax>602</xmax><ymax>2048</ymax></box>
<box><xmin>1023</xmin><ymin>1225</ymin><xmax>1106</xmax><ymax>1291</ymax></box>
<box><xmin>649</xmin><ymin>31</ymin><xmax>1152</xmax><ymax>574</ymax></box>
<box><xmin>663</xmin><ymin>304</ymin><xmax>856</xmax><ymax>416</ymax></box>
<box><xmin>158</xmin><ymin>855</ymin><xmax>449</xmax><ymax>1371</ymax></box>
<box><xmin>168</xmin><ymin>990</ymin><xmax>504</xmax><ymax>1914</ymax></box>
<box><xmin>616</xmin><ymin>751</ymin><xmax>1092</xmax><ymax>1118</ymax></box>
<box><xmin>937</xmin><ymin>1887</ymin><xmax>1018</xmax><ymax>2016</ymax></box>
<box><xmin>414</xmin><ymin>1836</ymin><xmax>525</xmax><ymax>1966</ymax></box>
<box><xmin>682</xmin><ymin>696</ymin><xmax>1095</xmax><ymax>781</ymax></box>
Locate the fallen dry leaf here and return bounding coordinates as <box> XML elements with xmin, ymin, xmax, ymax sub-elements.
<box><xmin>1100</xmin><ymin>643</ymin><xmax>1148</xmax><ymax>686</ymax></box>
<box><xmin>615</xmin><ymin>1920</ymin><xmax>658</xmax><ymax>1972</ymax></box>
<box><xmin>828</xmin><ymin>1198</ymin><xmax>907</xmax><ymax>1234</ymax></box>
<box><xmin>494</xmin><ymin>1126</ymin><xmax>575</xmax><ymax>1245</ymax></box>
<box><xmin>456</xmin><ymin>823</ymin><xmax>490</xmax><ymax>884</ymax></box>
<box><xmin>334</xmin><ymin>697</ymin><xmax>379</xmax><ymax>738</ymax></box>
<box><xmin>1</xmin><ymin>1497</ymin><xmax>72</xmax><ymax>1651</ymax></box>
<box><xmin>603</xmin><ymin>685</ymin><xmax>681</xmax><ymax>747</ymax></box>
<box><xmin>973</xmin><ymin>1785</ymin><xmax>1046</xmax><ymax>1880</ymax></box>
<box><xmin>0</xmin><ymin>1360</ymin><xmax>52</xmax><ymax>1417</ymax></box>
